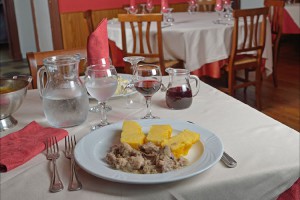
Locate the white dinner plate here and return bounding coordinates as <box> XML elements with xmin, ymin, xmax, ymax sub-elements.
<box><xmin>74</xmin><ymin>119</ymin><xmax>223</xmax><ymax>184</ymax></box>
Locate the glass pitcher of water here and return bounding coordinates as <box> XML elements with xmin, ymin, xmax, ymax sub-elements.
<box><xmin>37</xmin><ymin>55</ymin><xmax>89</xmax><ymax>128</ymax></box>
<box><xmin>165</xmin><ymin>68</ymin><xmax>200</xmax><ymax>110</ymax></box>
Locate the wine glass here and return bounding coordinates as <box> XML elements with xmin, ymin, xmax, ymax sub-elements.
<box><xmin>214</xmin><ymin>2</ymin><xmax>224</xmax><ymax>23</ymax></box>
<box><xmin>123</xmin><ymin>56</ymin><xmax>145</xmax><ymax>109</ymax></box>
<box><xmin>85</xmin><ymin>58</ymin><xmax>113</xmax><ymax>113</ymax></box>
<box><xmin>146</xmin><ymin>0</ymin><xmax>154</xmax><ymax>13</ymax></box>
<box><xmin>140</xmin><ymin>4</ymin><xmax>147</xmax><ymax>14</ymax></box>
<box><xmin>188</xmin><ymin>0</ymin><xmax>198</xmax><ymax>14</ymax></box>
<box><xmin>133</xmin><ymin>64</ymin><xmax>162</xmax><ymax>119</ymax></box>
<box><xmin>129</xmin><ymin>5</ymin><xmax>138</xmax><ymax>14</ymax></box>
<box><xmin>163</xmin><ymin>8</ymin><xmax>175</xmax><ymax>26</ymax></box>
<box><xmin>84</xmin><ymin>65</ymin><xmax>118</xmax><ymax>130</ymax></box>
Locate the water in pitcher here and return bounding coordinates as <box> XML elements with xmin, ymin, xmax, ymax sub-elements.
<box><xmin>43</xmin><ymin>88</ymin><xmax>89</xmax><ymax>128</ymax></box>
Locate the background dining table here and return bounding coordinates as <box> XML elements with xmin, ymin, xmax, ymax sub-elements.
<box><xmin>107</xmin><ymin>12</ymin><xmax>273</xmax><ymax>78</ymax></box>
<box><xmin>283</xmin><ymin>3</ymin><xmax>300</xmax><ymax>34</ymax></box>
<box><xmin>0</xmin><ymin>76</ymin><xmax>299</xmax><ymax>200</ymax></box>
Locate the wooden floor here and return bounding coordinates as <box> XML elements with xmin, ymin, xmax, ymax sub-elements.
<box><xmin>261</xmin><ymin>35</ymin><xmax>300</xmax><ymax>132</ymax></box>
<box><xmin>203</xmin><ymin>35</ymin><xmax>300</xmax><ymax>132</ymax></box>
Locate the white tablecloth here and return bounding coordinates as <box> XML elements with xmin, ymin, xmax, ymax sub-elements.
<box><xmin>0</xmin><ymin>77</ymin><xmax>299</xmax><ymax>200</ymax></box>
<box><xmin>108</xmin><ymin>12</ymin><xmax>273</xmax><ymax>76</ymax></box>
<box><xmin>285</xmin><ymin>3</ymin><xmax>300</xmax><ymax>27</ymax></box>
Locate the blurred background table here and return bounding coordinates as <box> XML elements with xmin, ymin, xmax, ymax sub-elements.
<box><xmin>283</xmin><ymin>3</ymin><xmax>300</xmax><ymax>34</ymax></box>
<box><xmin>107</xmin><ymin>12</ymin><xmax>273</xmax><ymax>78</ymax></box>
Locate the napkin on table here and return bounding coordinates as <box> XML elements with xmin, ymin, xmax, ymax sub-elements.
<box><xmin>87</xmin><ymin>18</ymin><xmax>110</xmax><ymax>66</ymax></box>
<box><xmin>0</xmin><ymin>121</ymin><xmax>68</xmax><ymax>172</ymax></box>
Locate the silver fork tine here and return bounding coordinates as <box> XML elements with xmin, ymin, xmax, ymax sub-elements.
<box><xmin>65</xmin><ymin>135</ymin><xmax>82</xmax><ymax>191</ymax></box>
<box><xmin>46</xmin><ymin>136</ymin><xmax>64</xmax><ymax>193</ymax></box>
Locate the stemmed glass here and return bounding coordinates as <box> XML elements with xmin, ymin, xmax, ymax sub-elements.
<box><xmin>84</xmin><ymin>65</ymin><xmax>118</xmax><ymax>130</ymax></box>
<box><xmin>129</xmin><ymin>5</ymin><xmax>138</xmax><ymax>14</ymax></box>
<box><xmin>85</xmin><ymin>58</ymin><xmax>112</xmax><ymax>113</ymax></box>
<box><xmin>133</xmin><ymin>64</ymin><xmax>162</xmax><ymax>119</ymax></box>
<box><xmin>140</xmin><ymin>4</ymin><xmax>147</xmax><ymax>14</ymax></box>
<box><xmin>162</xmin><ymin>8</ymin><xmax>175</xmax><ymax>26</ymax></box>
<box><xmin>223</xmin><ymin>0</ymin><xmax>233</xmax><ymax>21</ymax></box>
<box><xmin>188</xmin><ymin>0</ymin><xmax>198</xmax><ymax>14</ymax></box>
<box><xmin>214</xmin><ymin>2</ymin><xmax>224</xmax><ymax>22</ymax></box>
<box><xmin>146</xmin><ymin>0</ymin><xmax>154</xmax><ymax>13</ymax></box>
<box><xmin>123</xmin><ymin>56</ymin><xmax>145</xmax><ymax>108</ymax></box>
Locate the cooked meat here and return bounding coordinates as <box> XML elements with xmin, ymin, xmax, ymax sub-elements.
<box><xmin>105</xmin><ymin>142</ymin><xmax>188</xmax><ymax>174</ymax></box>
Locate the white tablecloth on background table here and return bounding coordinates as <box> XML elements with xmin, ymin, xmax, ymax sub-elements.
<box><xmin>284</xmin><ymin>3</ymin><xmax>300</xmax><ymax>28</ymax></box>
<box><xmin>0</xmin><ymin>77</ymin><xmax>299</xmax><ymax>200</ymax></box>
<box><xmin>107</xmin><ymin>12</ymin><xmax>273</xmax><ymax>76</ymax></box>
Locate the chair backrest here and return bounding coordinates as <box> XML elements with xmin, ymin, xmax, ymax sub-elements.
<box><xmin>26</xmin><ymin>48</ymin><xmax>87</xmax><ymax>89</ymax></box>
<box><xmin>83</xmin><ymin>10</ymin><xmax>95</xmax><ymax>34</ymax></box>
<box><xmin>197</xmin><ymin>0</ymin><xmax>216</xmax><ymax>12</ymax></box>
<box><xmin>264</xmin><ymin>0</ymin><xmax>285</xmax><ymax>46</ymax></box>
<box><xmin>117</xmin><ymin>13</ymin><xmax>165</xmax><ymax>73</ymax></box>
<box><xmin>229</xmin><ymin>7</ymin><xmax>269</xmax><ymax>71</ymax></box>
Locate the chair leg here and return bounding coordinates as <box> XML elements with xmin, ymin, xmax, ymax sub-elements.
<box><xmin>244</xmin><ymin>69</ymin><xmax>249</xmax><ymax>94</ymax></box>
<box><xmin>272</xmin><ymin>45</ymin><xmax>279</xmax><ymax>87</ymax></box>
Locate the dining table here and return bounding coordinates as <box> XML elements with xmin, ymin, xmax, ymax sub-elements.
<box><xmin>283</xmin><ymin>3</ymin><xmax>300</xmax><ymax>34</ymax></box>
<box><xmin>107</xmin><ymin>12</ymin><xmax>274</xmax><ymax>78</ymax></box>
<box><xmin>0</xmin><ymin>75</ymin><xmax>299</xmax><ymax>200</ymax></box>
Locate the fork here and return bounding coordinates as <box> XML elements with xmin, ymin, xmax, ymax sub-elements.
<box><xmin>45</xmin><ymin>137</ymin><xmax>64</xmax><ymax>193</ymax></box>
<box><xmin>65</xmin><ymin>135</ymin><xmax>82</xmax><ymax>191</ymax></box>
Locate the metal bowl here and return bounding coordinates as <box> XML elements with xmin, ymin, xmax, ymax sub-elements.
<box><xmin>0</xmin><ymin>76</ymin><xmax>32</xmax><ymax>132</ymax></box>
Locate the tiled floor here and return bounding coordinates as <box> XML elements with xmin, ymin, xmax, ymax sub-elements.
<box><xmin>0</xmin><ymin>44</ymin><xmax>30</xmax><ymax>77</ymax></box>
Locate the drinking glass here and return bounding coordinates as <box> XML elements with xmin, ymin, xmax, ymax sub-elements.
<box><xmin>85</xmin><ymin>58</ymin><xmax>113</xmax><ymax>113</ymax></box>
<box><xmin>146</xmin><ymin>0</ymin><xmax>154</xmax><ymax>13</ymax></box>
<box><xmin>124</xmin><ymin>7</ymin><xmax>130</xmax><ymax>14</ymax></box>
<box><xmin>188</xmin><ymin>0</ymin><xmax>198</xmax><ymax>14</ymax></box>
<box><xmin>123</xmin><ymin>56</ymin><xmax>145</xmax><ymax>109</ymax></box>
<box><xmin>163</xmin><ymin>8</ymin><xmax>175</xmax><ymax>26</ymax></box>
<box><xmin>140</xmin><ymin>4</ymin><xmax>147</xmax><ymax>14</ymax></box>
<box><xmin>129</xmin><ymin>5</ymin><xmax>138</xmax><ymax>14</ymax></box>
<box><xmin>133</xmin><ymin>64</ymin><xmax>162</xmax><ymax>119</ymax></box>
<box><xmin>215</xmin><ymin>2</ymin><xmax>224</xmax><ymax>22</ymax></box>
<box><xmin>84</xmin><ymin>65</ymin><xmax>118</xmax><ymax>130</ymax></box>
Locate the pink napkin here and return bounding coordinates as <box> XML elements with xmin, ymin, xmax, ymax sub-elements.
<box><xmin>87</xmin><ymin>18</ymin><xmax>110</xmax><ymax>65</ymax></box>
<box><xmin>0</xmin><ymin>121</ymin><xmax>68</xmax><ymax>172</ymax></box>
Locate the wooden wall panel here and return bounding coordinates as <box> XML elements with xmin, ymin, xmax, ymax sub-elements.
<box><xmin>60</xmin><ymin>12</ymin><xmax>90</xmax><ymax>49</ymax></box>
<box><xmin>59</xmin><ymin>3</ymin><xmax>188</xmax><ymax>49</ymax></box>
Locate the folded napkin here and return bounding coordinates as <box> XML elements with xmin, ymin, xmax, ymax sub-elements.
<box><xmin>87</xmin><ymin>18</ymin><xmax>110</xmax><ymax>65</ymax></box>
<box><xmin>0</xmin><ymin>121</ymin><xmax>68</xmax><ymax>172</ymax></box>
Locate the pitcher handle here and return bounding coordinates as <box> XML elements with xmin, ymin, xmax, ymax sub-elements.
<box><xmin>190</xmin><ymin>75</ymin><xmax>200</xmax><ymax>97</ymax></box>
<box><xmin>37</xmin><ymin>66</ymin><xmax>47</xmax><ymax>97</ymax></box>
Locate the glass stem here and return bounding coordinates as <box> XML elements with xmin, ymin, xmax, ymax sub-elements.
<box><xmin>100</xmin><ymin>101</ymin><xmax>107</xmax><ymax>124</ymax></box>
<box><xmin>145</xmin><ymin>96</ymin><xmax>152</xmax><ymax>118</ymax></box>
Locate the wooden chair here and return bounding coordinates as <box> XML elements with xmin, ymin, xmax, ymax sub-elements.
<box><xmin>26</xmin><ymin>48</ymin><xmax>87</xmax><ymax>89</ymax></box>
<box><xmin>118</xmin><ymin>13</ymin><xmax>183</xmax><ymax>74</ymax></box>
<box><xmin>264</xmin><ymin>0</ymin><xmax>285</xmax><ymax>87</ymax></box>
<box><xmin>197</xmin><ymin>0</ymin><xmax>216</xmax><ymax>12</ymax></box>
<box><xmin>219</xmin><ymin>7</ymin><xmax>269</xmax><ymax>110</ymax></box>
<box><xmin>83</xmin><ymin>10</ymin><xmax>94</xmax><ymax>34</ymax></box>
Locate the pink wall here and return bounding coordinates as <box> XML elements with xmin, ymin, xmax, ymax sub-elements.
<box><xmin>58</xmin><ymin>0</ymin><xmax>186</xmax><ymax>13</ymax></box>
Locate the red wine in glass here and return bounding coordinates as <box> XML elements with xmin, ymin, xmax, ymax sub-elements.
<box><xmin>134</xmin><ymin>80</ymin><xmax>161</xmax><ymax>97</ymax></box>
<box><xmin>166</xmin><ymin>86</ymin><xmax>193</xmax><ymax>109</ymax></box>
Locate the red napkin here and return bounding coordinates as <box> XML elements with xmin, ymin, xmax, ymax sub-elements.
<box><xmin>87</xmin><ymin>18</ymin><xmax>110</xmax><ymax>65</ymax></box>
<box><xmin>0</xmin><ymin>121</ymin><xmax>68</xmax><ymax>172</ymax></box>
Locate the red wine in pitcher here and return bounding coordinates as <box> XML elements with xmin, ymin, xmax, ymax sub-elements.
<box><xmin>166</xmin><ymin>86</ymin><xmax>192</xmax><ymax>109</ymax></box>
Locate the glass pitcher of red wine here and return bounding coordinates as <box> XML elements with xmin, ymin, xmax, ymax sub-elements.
<box><xmin>165</xmin><ymin>68</ymin><xmax>200</xmax><ymax>110</ymax></box>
